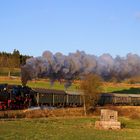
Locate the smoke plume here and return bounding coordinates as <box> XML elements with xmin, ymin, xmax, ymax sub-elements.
<box><xmin>21</xmin><ymin>51</ymin><xmax>140</xmax><ymax>86</ymax></box>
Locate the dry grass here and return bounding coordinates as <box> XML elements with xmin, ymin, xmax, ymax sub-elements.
<box><xmin>1</xmin><ymin>106</ymin><xmax>140</xmax><ymax>120</ymax></box>
<box><xmin>98</xmin><ymin>106</ymin><xmax>140</xmax><ymax>119</ymax></box>
<box><xmin>0</xmin><ymin>110</ymin><xmax>25</xmax><ymax>118</ymax></box>
<box><xmin>0</xmin><ymin>108</ymin><xmax>85</xmax><ymax>119</ymax></box>
<box><xmin>103</xmin><ymin>82</ymin><xmax>140</xmax><ymax>89</ymax></box>
<box><xmin>0</xmin><ymin>76</ymin><xmax>20</xmax><ymax>81</ymax></box>
<box><xmin>24</xmin><ymin>108</ymin><xmax>85</xmax><ymax>118</ymax></box>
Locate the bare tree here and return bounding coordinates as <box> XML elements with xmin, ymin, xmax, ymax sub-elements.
<box><xmin>80</xmin><ymin>74</ymin><xmax>103</xmax><ymax>114</ymax></box>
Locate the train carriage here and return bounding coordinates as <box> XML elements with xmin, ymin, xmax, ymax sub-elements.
<box><xmin>99</xmin><ymin>93</ymin><xmax>114</xmax><ymax>105</ymax></box>
<box><xmin>129</xmin><ymin>94</ymin><xmax>140</xmax><ymax>106</ymax></box>
<box><xmin>33</xmin><ymin>88</ymin><xmax>67</xmax><ymax>107</ymax></box>
<box><xmin>112</xmin><ymin>94</ymin><xmax>132</xmax><ymax>105</ymax></box>
<box><xmin>66</xmin><ymin>91</ymin><xmax>83</xmax><ymax>107</ymax></box>
<box><xmin>33</xmin><ymin>88</ymin><xmax>83</xmax><ymax>107</ymax></box>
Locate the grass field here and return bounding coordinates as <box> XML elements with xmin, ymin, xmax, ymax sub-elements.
<box><xmin>0</xmin><ymin>117</ymin><xmax>140</xmax><ymax>140</ymax></box>
<box><xmin>1</xmin><ymin>76</ymin><xmax>140</xmax><ymax>93</ymax></box>
<box><xmin>0</xmin><ymin>67</ymin><xmax>20</xmax><ymax>76</ymax></box>
<box><xmin>0</xmin><ymin>77</ymin><xmax>79</xmax><ymax>91</ymax></box>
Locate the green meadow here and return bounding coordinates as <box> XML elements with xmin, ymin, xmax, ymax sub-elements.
<box><xmin>0</xmin><ymin>78</ymin><xmax>79</xmax><ymax>91</ymax></box>
<box><xmin>0</xmin><ymin>117</ymin><xmax>140</xmax><ymax>140</ymax></box>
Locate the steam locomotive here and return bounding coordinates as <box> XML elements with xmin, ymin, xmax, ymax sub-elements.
<box><xmin>0</xmin><ymin>84</ymin><xmax>36</xmax><ymax>110</ymax></box>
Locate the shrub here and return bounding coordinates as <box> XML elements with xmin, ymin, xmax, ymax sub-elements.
<box><xmin>80</xmin><ymin>74</ymin><xmax>103</xmax><ymax>114</ymax></box>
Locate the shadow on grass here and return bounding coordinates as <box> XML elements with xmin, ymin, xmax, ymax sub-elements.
<box><xmin>112</xmin><ymin>87</ymin><xmax>140</xmax><ymax>94</ymax></box>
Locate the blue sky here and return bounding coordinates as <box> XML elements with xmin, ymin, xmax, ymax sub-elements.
<box><xmin>0</xmin><ymin>0</ymin><xmax>140</xmax><ymax>57</ymax></box>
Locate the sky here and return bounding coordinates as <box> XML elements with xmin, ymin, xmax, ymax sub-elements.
<box><xmin>0</xmin><ymin>0</ymin><xmax>140</xmax><ymax>57</ymax></box>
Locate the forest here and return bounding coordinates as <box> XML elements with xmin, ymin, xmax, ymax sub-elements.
<box><xmin>0</xmin><ymin>49</ymin><xmax>30</xmax><ymax>76</ymax></box>
<box><xmin>0</xmin><ymin>49</ymin><xmax>30</xmax><ymax>68</ymax></box>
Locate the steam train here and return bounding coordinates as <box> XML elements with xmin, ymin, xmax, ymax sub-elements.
<box><xmin>1</xmin><ymin>83</ymin><xmax>140</xmax><ymax>110</ymax></box>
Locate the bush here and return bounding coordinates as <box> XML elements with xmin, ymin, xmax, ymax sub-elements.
<box><xmin>80</xmin><ymin>74</ymin><xmax>103</xmax><ymax>113</ymax></box>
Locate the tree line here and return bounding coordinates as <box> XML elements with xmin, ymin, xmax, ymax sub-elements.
<box><xmin>0</xmin><ymin>49</ymin><xmax>31</xmax><ymax>68</ymax></box>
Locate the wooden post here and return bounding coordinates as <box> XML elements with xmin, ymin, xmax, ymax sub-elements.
<box><xmin>37</xmin><ymin>93</ymin><xmax>39</xmax><ymax>106</ymax></box>
<box><xmin>66</xmin><ymin>94</ymin><xmax>69</xmax><ymax>106</ymax></box>
<box><xmin>8</xmin><ymin>71</ymin><xmax>11</xmax><ymax>78</ymax></box>
<box><xmin>83</xmin><ymin>95</ymin><xmax>87</xmax><ymax>116</ymax></box>
<box><xmin>52</xmin><ymin>93</ymin><xmax>55</xmax><ymax>106</ymax></box>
